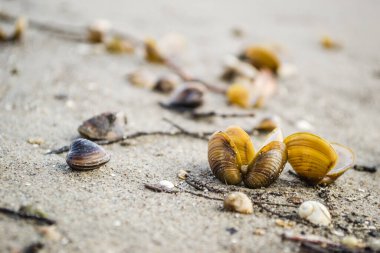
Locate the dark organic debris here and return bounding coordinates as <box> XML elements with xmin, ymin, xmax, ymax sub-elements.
<box><xmin>0</xmin><ymin>207</ymin><xmax>56</xmax><ymax>225</ymax></box>
<box><xmin>144</xmin><ymin>183</ymin><xmax>179</xmax><ymax>193</ymax></box>
<box><xmin>226</xmin><ymin>227</ymin><xmax>238</xmax><ymax>235</ymax></box>
<box><xmin>22</xmin><ymin>242</ymin><xmax>44</xmax><ymax>253</ymax></box>
<box><xmin>353</xmin><ymin>165</ymin><xmax>377</xmax><ymax>173</ymax></box>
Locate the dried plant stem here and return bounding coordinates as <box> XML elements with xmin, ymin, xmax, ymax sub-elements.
<box><xmin>47</xmin><ymin>119</ymin><xmax>211</xmax><ymax>155</ymax></box>
<box><xmin>190</xmin><ymin>111</ymin><xmax>255</xmax><ymax>119</ymax></box>
<box><xmin>0</xmin><ymin>207</ymin><xmax>56</xmax><ymax>226</ymax></box>
<box><xmin>353</xmin><ymin>164</ymin><xmax>377</xmax><ymax>173</ymax></box>
<box><xmin>162</xmin><ymin>117</ymin><xmax>209</xmax><ymax>140</ymax></box>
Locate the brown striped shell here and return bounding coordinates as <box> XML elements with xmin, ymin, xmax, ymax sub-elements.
<box><xmin>243</xmin><ymin>141</ymin><xmax>287</xmax><ymax>188</ymax></box>
<box><xmin>66</xmin><ymin>138</ymin><xmax>111</xmax><ymax>170</ymax></box>
<box><xmin>164</xmin><ymin>82</ymin><xmax>205</xmax><ymax>110</ymax></box>
<box><xmin>78</xmin><ymin>112</ymin><xmax>126</xmax><ymax>141</ymax></box>
<box><xmin>208</xmin><ymin>126</ymin><xmax>286</xmax><ymax>188</ymax></box>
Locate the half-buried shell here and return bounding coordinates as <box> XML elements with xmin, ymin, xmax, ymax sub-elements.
<box><xmin>66</xmin><ymin>138</ymin><xmax>111</xmax><ymax>170</ymax></box>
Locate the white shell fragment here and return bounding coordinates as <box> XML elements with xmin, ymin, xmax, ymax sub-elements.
<box><xmin>159</xmin><ymin>180</ymin><xmax>175</xmax><ymax>189</ymax></box>
<box><xmin>223</xmin><ymin>192</ymin><xmax>253</xmax><ymax>214</ymax></box>
<box><xmin>298</xmin><ymin>201</ymin><xmax>331</xmax><ymax>226</ymax></box>
<box><xmin>341</xmin><ymin>236</ymin><xmax>361</xmax><ymax>249</ymax></box>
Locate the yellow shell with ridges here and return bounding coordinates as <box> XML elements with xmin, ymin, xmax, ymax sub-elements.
<box><xmin>226</xmin><ymin>83</ymin><xmax>250</xmax><ymax>108</ymax></box>
<box><xmin>284</xmin><ymin>132</ymin><xmax>354</xmax><ymax>185</ymax></box>
<box><xmin>240</xmin><ymin>46</ymin><xmax>280</xmax><ymax>73</ymax></box>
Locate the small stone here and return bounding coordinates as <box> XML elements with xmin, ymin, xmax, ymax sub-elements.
<box><xmin>36</xmin><ymin>226</ymin><xmax>61</xmax><ymax>241</ymax></box>
<box><xmin>278</xmin><ymin>63</ymin><xmax>298</xmax><ymax>80</ymax></box>
<box><xmin>295</xmin><ymin>119</ymin><xmax>314</xmax><ymax>131</ymax></box>
<box><xmin>159</xmin><ymin>180</ymin><xmax>174</xmax><ymax>189</ymax></box>
<box><xmin>253</xmin><ymin>229</ymin><xmax>266</xmax><ymax>236</ymax></box>
<box><xmin>177</xmin><ymin>170</ymin><xmax>188</xmax><ymax>180</ymax></box>
<box><xmin>286</xmin><ymin>196</ymin><xmax>303</xmax><ymax>205</ymax></box>
<box><xmin>27</xmin><ymin>137</ymin><xmax>44</xmax><ymax>145</ymax></box>
<box><xmin>113</xmin><ymin>220</ymin><xmax>121</xmax><ymax>227</ymax></box>
<box><xmin>275</xmin><ymin>219</ymin><xmax>295</xmax><ymax>228</ymax></box>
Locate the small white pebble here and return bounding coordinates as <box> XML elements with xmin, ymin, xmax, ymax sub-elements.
<box><xmin>113</xmin><ymin>220</ymin><xmax>121</xmax><ymax>227</ymax></box>
<box><xmin>159</xmin><ymin>180</ymin><xmax>174</xmax><ymax>189</ymax></box>
<box><xmin>295</xmin><ymin>119</ymin><xmax>314</xmax><ymax>130</ymax></box>
<box><xmin>65</xmin><ymin>100</ymin><xmax>75</xmax><ymax>109</ymax></box>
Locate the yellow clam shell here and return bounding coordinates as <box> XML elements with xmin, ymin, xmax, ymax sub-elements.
<box><xmin>226</xmin><ymin>83</ymin><xmax>250</xmax><ymax>108</ymax></box>
<box><xmin>240</xmin><ymin>46</ymin><xmax>280</xmax><ymax>74</ymax></box>
<box><xmin>284</xmin><ymin>132</ymin><xmax>354</xmax><ymax>185</ymax></box>
<box><xmin>225</xmin><ymin>126</ymin><xmax>255</xmax><ymax>165</ymax></box>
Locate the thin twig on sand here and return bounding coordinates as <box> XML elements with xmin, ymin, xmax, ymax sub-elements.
<box><xmin>0</xmin><ymin>207</ymin><xmax>56</xmax><ymax>226</ymax></box>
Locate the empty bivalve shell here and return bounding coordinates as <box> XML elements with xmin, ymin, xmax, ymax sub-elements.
<box><xmin>78</xmin><ymin>112</ymin><xmax>126</xmax><ymax>141</ymax></box>
<box><xmin>224</xmin><ymin>192</ymin><xmax>253</xmax><ymax>214</ymax></box>
<box><xmin>208</xmin><ymin>126</ymin><xmax>287</xmax><ymax>188</ymax></box>
<box><xmin>239</xmin><ymin>46</ymin><xmax>280</xmax><ymax>74</ymax></box>
<box><xmin>298</xmin><ymin>200</ymin><xmax>331</xmax><ymax>226</ymax></box>
<box><xmin>66</xmin><ymin>138</ymin><xmax>111</xmax><ymax>170</ymax></box>
<box><xmin>284</xmin><ymin>132</ymin><xmax>355</xmax><ymax>185</ymax></box>
<box><xmin>162</xmin><ymin>82</ymin><xmax>205</xmax><ymax>110</ymax></box>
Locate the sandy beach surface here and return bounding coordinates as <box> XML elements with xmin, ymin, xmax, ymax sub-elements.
<box><xmin>0</xmin><ymin>0</ymin><xmax>379</xmax><ymax>252</ymax></box>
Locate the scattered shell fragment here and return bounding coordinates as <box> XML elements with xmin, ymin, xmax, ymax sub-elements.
<box><xmin>106</xmin><ymin>36</ymin><xmax>134</xmax><ymax>54</ymax></box>
<box><xmin>144</xmin><ymin>34</ymin><xmax>186</xmax><ymax>63</ymax></box>
<box><xmin>159</xmin><ymin>180</ymin><xmax>175</xmax><ymax>189</ymax></box>
<box><xmin>144</xmin><ymin>38</ymin><xmax>166</xmax><ymax>63</ymax></box>
<box><xmin>127</xmin><ymin>69</ymin><xmax>157</xmax><ymax>88</ymax></box>
<box><xmin>221</xmin><ymin>55</ymin><xmax>257</xmax><ymax>82</ymax></box>
<box><xmin>286</xmin><ymin>196</ymin><xmax>303</xmax><ymax>205</ymax></box>
<box><xmin>208</xmin><ymin>126</ymin><xmax>287</xmax><ymax>188</ymax></box>
<box><xmin>320</xmin><ymin>36</ymin><xmax>341</xmax><ymax>50</ymax></box>
<box><xmin>275</xmin><ymin>219</ymin><xmax>295</xmax><ymax>228</ymax></box>
<box><xmin>223</xmin><ymin>192</ymin><xmax>253</xmax><ymax>214</ymax></box>
<box><xmin>0</xmin><ymin>17</ymin><xmax>27</xmax><ymax>42</ymax></box>
<box><xmin>341</xmin><ymin>236</ymin><xmax>361</xmax><ymax>249</ymax></box>
<box><xmin>284</xmin><ymin>132</ymin><xmax>355</xmax><ymax>185</ymax></box>
<box><xmin>36</xmin><ymin>226</ymin><xmax>61</xmax><ymax>241</ymax></box>
<box><xmin>255</xmin><ymin>116</ymin><xmax>280</xmax><ymax>132</ymax></box>
<box><xmin>78</xmin><ymin>112</ymin><xmax>126</xmax><ymax>141</ymax></box>
<box><xmin>27</xmin><ymin>137</ymin><xmax>44</xmax><ymax>145</ymax></box>
<box><xmin>253</xmin><ymin>228</ymin><xmax>266</xmax><ymax>236</ymax></box>
<box><xmin>153</xmin><ymin>74</ymin><xmax>180</xmax><ymax>94</ymax></box>
<box><xmin>226</xmin><ymin>70</ymin><xmax>277</xmax><ymax>108</ymax></box>
<box><xmin>87</xmin><ymin>19</ymin><xmax>111</xmax><ymax>43</ymax></box>
<box><xmin>295</xmin><ymin>119</ymin><xmax>314</xmax><ymax>131</ymax></box>
<box><xmin>66</xmin><ymin>138</ymin><xmax>111</xmax><ymax>170</ymax></box>
<box><xmin>239</xmin><ymin>46</ymin><xmax>280</xmax><ymax>74</ymax></box>
<box><xmin>298</xmin><ymin>201</ymin><xmax>331</xmax><ymax>226</ymax></box>
<box><xmin>156</xmin><ymin>33</ymin><xmax>186</xmax><ymax>59</ymax></box>
<box><xmin>163</xmin><ymin>82</ymin><xmax>205</xmax><ymax>110</ymax></box>
<box><xmin>226</xmin><ymin>83</ymin><xmax>250</xmax><ymax>108</ymax></box>
<box><xmin>177</xmin><ymin>170</ymin><xmax>189</xmax><ymax>180</ymax></box>
<box><xmin>278</xmin><ymin>63</ymin><xmax>298</xmax><ymax>80</ymax></box>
